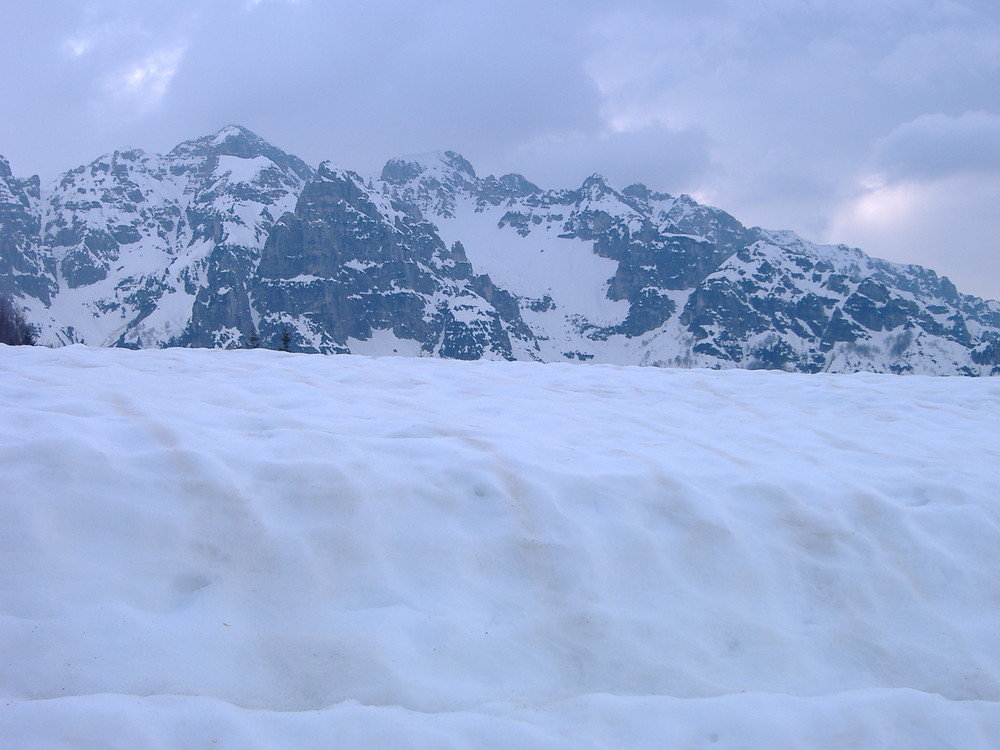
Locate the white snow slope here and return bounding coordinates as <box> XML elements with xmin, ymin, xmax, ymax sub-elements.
<box><xmin>2</xmin><ymin>344</ymin><xmax>1000</xmax><ymax>749</ymax></box>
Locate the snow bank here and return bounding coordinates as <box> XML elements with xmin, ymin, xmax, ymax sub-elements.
<box><xmin>2</xmin><ymin>344</ymin><xmax>999</xmax><ymax>748</ymax></box>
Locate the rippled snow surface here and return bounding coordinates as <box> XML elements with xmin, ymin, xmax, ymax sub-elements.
<box><xmin>2</xmin><ymin>345</ymin><xmax>999</xmax><ymax>748</ymax></box>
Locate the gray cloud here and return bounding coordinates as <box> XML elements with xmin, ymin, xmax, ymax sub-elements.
<box><xmin>133</xmin><ymin>0</ymin><xmax>607</xmax><ymax>176</ymax></box>
<box><xmin>497</xmin><ymin>123</ymin><xmax>715</xmax><ymax>192</ymax></box>
<box><xmin>872</xmin><ymin>111</ymin><xmax>1000</xmax><ymax>181</ymax></box>
<box><xmin>874</xmin><ymin>25</ymin><xmax>1000</xmax><ymax>91</ymax></box>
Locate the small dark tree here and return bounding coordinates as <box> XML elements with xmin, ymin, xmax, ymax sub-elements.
<box><xmin>0</xmin><ymin>295</ymin><xmax>35</xmax><ymax>346</ymax></box>
<box><xmin>280</xmin><ymin>327</ymin><xmax>291</xmax><ymax>352</ymax></box>
<box><xmin>244</xmin><ymin>325</ymin><xmax>259</xmax><ymax>349</ymax></box>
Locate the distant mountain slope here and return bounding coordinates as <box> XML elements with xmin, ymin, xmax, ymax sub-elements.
<box><xmin>2</xmin><ymin>126</ymin><xmax>999</xmax><ymax>374</ymax></box>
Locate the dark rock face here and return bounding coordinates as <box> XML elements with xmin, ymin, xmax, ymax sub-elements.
<box><xmin>2</xmin><ymin>127</ymin><xmax>999</xmax><ymax>375</ymax></box>
<box><xmin>250</xmin><ymin>164</ymin><xmax>533</xmax><ymax>359</ymax></box>
<box><xmin>2</xmin><ymin>126</ymin><xmax>311</xmax><ymax>346</ymax></box>
<box><xmin>0</xmin><ymin>158</ymin><xmax>51</xmax><ymax>303</ymax></box>
<box><xmin>674</xmin><ymin>237</ymin><xmax>995</xmax><ymax>373</ymax></box>
<box><xmin>184</xmin><ymin>244</ymin><xmax>259</xmax><ymax>349</ymax></box>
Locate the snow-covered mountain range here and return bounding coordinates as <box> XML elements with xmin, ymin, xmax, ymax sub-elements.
<box><xmin>2</xmin><ymin>125</ymin><xmax>999</xmax><ymax>374</ymax></box>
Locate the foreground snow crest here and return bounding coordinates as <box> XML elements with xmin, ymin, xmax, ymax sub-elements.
<box><xmin>2</xmin><ymin>345</ymin><xmax>1000</xmax><ymax>748</ymax></box>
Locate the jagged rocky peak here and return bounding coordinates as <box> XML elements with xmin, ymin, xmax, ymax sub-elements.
<box><xmin>650</xmin><ymin>193</ymin><xmax>756</xmax><ymax>253</ymax></box>
<box><xmin>379</xmin><ymin>157</ymin><xmax>422</xmax><ymax>185</ymax></box>
<box><xmin>100</xmin><ymin>147</ymin><xmax>146</xmax><ymax>165</ymax></box>
<box><xmin>51</xmin><ymin>147</ymin><xmax>153</xmax><ymax>198</ymax></box>
<box><xmin>311</xmin><ymin>160</ymin><xmax>389</xmax><ymax>204</ymax></box>
<box><xmin>616</xmin><ymin>184</ymin><xmax>744</xmax><ymax>241</ymax></box>
<box><xmin>168</xmin><ymin>125</ymin><xmax>313</xmax><ymax>182</ymax></box>
<box><xmin>620</xmin><ymin>183</ymin><xmax>677</xmax><ymax>215</ymax></box>
<box><xmin>661</xmin><ymin>193</ymin><xmax>710</xmax><ymax>224</ymax></box>
<box><xmin>437</xmin><ymin>150</ymin><xmax>477</xmax><ymax>178</ymax></box>
<box><xmin>621</xmin><ymin>183</ymin><xmax>673</xmax><ymax>202</ymax></box>
<box><xmin>380</xmin><ymin>151</ymin><xmax>547</xmax><ymax>208</ymax></box>
<box><xmin>381</xmin><ymin>150</ymin><xmax>476</xmax><ymax>184</ymax></box>
<box><xmin>0</xmin><ymin>159</ymin><xmax>20</xmax><ymax>203</ymax></box>
<box><xmin>474</xmin><ymin>171</ymin><xmax>542</xmax><ymax>205</ymax></box>
<box><xmin>296</xmin><ymin>161</ymin><xmax>377</xmax><ymax>218</ymax></box>
<box><xmin>497</xmin><ymin>173</ymin><xmax>540</xmax><ymax>196</ymax></box>
<box><xmin>758</xmin><ymin>229</ymin><xmax>868</xmax><ymax>269</ymax></box>
<box><xmin>377</xmin><ymin>151</ymin><xmax>482</xmax><ymax>218</ymax></box>
<box><xmin>67</xmin><ymin>148</ymin><xmax>152</xmax><ymax>187</ymax></box>
<box><xmin>0</xmin><ymin>159</ymin><xmax>38</xmax><ymax>207</ymax></box>
<box><xmin>577</xmin><ymin>173</ymin><xmax>619</xmax><ymax>202</ymax></box>
<box><xmin>315</xmin><ymin>160</ymin><xmax>358</xmax><ymax>182</ymax></box>
<box><xmin>172</xmin><ymin>124</ymin><xmax>268</xmax><ymax>159</ymax></box>
<box><xmin>52</xmin><ymin>148</ymin><xmax>148</xmax><ymax>191</ymax></box>
<box><xmin>213</xmin><ymin>123</ymin><xmax>261</xmax><ymax>146</ymax></box>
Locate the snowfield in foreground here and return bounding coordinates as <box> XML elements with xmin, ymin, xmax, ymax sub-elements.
<box><xmin>2</xmin><ymin>345</ymin><xmax>1000</xmax><ymax>749</ymax></box>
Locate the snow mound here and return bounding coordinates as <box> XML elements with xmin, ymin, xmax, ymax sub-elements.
<box><xmin>2</xmin><ymin>345</ymin><xmax>999</xmax><ymax>748</ymax></box>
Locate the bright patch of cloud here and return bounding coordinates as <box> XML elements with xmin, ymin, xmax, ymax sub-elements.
<box><xmin>62</xmin><ymin>19</ymin><xmax>126</xmax><ymax>59</ymax></box>
<box><xmin>65</xmin><ymin>36</ymin><xmax>95</xmax><ymax>57</ymax></box>
<box><xmin>828</xmin><ymin>172</ymin><xmax>1000</xmax><ymax>300</ymax></box>
<box><xmin>826</xmin><ymin>109</ymin><xmax>1000</xmax><ymax>299</ymax></box>
<box><xmin>102</xmin><ymin>43</ymin><xmax>187</xmax><ymax>117</ymax></box>
<box><xmin>835</xmin><ymin>177</ymin><xmax>922</xmax><ymax>233</ymax></box>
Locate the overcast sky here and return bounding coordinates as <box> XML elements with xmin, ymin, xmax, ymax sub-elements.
<box><xmin>2</xmin><ymin>0</ymin><xmax>998</xmax><ymax>299</ymax></box>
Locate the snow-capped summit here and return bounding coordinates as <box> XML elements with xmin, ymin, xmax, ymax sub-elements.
<box><xmin>211</xmin><ymin>123</ymin><xmax>261</xmax><ymax>147</ymax></box>
<box><xmin>2</xmin><ymin>126</ymin><xmax>999</xmax><ymax>374</ymax></box>
<box><xmin>381</xmin><ymin>150</ymin><xmax>477</xmax><ymax>182</ymax></box>
<box><xmin>378</xmin><ymin>151</ymin><xmax>484</xmax><ymax>218</ymax></box>
<box><xmin>4</xmin><ymin>127</ymin><xmax>311</xmax><ymax>348</ymax></box>
<box><xmin>577</xmin><ymin>173</ymin><xmax>619</xmax><ymax>203</ymax></box>
<box><xmin>168</xmin><ymin>124</ymin><xmax>310</xmax><ymax>176</ymax></box>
